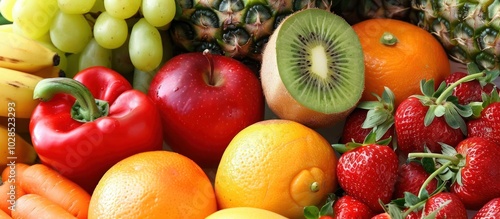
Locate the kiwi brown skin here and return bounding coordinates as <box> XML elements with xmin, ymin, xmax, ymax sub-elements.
<box><xmin>260</xmin><ymin>9</ymin><xmax>364</xmax><ymax>129</ymax></box>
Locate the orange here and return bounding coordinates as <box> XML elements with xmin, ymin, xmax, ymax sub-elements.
<box><xmin>88</xmin><ymin>151</ymin><xmax>217</xmax><ymax>219</ymax></box>
<box><xmin>206</xmin><ymin>207</ymin><xmax>288</xmax><ymax>219</ymax></box>
<box><xmin>214</xmin><ymin>119</ymin><xmax>338</xmax><ymax>218</ymax></box>
<box><xmin>352</xmin><ymin>18</ymin><xmax>450</xmax><ymax>107</ymax></box>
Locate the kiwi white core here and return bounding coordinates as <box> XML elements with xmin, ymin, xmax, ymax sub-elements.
<box><xmin>310</xmin><ymin>46</ymin><xmax>328</xmax><ymax>79</ymax></box>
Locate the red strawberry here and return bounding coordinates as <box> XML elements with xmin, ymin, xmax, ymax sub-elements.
<box><xmin>335</xmin><ymin>135</ymin><xmax>399</xmax><ymax>213</ymax></box>
<box><xmin>371</xmin><ymin>213</ymin><xmax>391</xmax><ymax>219</ymax></box>
<box><xmin>450</xmin><ymin>137</ymin><xmax>500</xmax><ymax>210</ymax></box>
<box><xmin>408</xmin><ymin>137</ymin><xmax>500</xmax><ymax>210</ymax></box>
<box><xmin>341</xmin><ymin>87</ymin><xmax>395</xmax><ymax>144</ymax></box>
<box><xmin>333</xmin><ymin>195</ymin><xmax>375</xmax><ymax>219</ymax></box>
<box><xmin>444</xmin><ymin>71</ymin><xmax>499</xmax><ymax>105</ymax></box>
<box><xmin>392</xmin><ymin>162</ymin><xmax>438</xmax><ymax>199</ymax></box>
<box><xmin>467</xmin><ymin>90</ymin><xmax>500</xmax><ymax>145</ymax></box>
<box><xmin>395</xmin><ymin>95</ymin><xmax>464</xmax><ymax>154</ymax></box>
<box><xmin>394</xmin><ymin>75</ymin><xmax>485</xmax><ymax>154</ymax></box>
<box><xmin>422</xmin><ymin>192</ymin><xmax>468</xmax><ymax>219</ymax></box>
<box><xmin>472</xmin><ymin>197</ymin><xmax>500</xmax><ymax>219</ymax></box>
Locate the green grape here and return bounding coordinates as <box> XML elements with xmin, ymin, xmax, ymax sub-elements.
<box><xmin>141</xmin><ymin>0</ymin><xmax>176</xmax><ymax>27</ymax></box>
<box><xmin>94</xmin><ymin>11</ymin><xmax>128</xmax><ymax>49</ymax></box>
<box><xmin>104</xmin><ymin>0</ymin><xmax>141</xmax><ymax>19</ymax></box>
<box><xmin>11</xmin><ymin>0</ymin><xmax>58</xmax><ymax>39</ymax></box>
<box><xmin>50</xmin><ymin>11</ymin><xmax>92</xmax><ymax>53</ymax></box>
<box><xmin>129</xmin><ymin>18</ymin><xmax>162</xmax><ymax>72</ymax></box>
<box><xmin>65</xmin><ymin>53</ymin><xmax>80</xmax><ymax>78</ymax></box>
<box><xmin>89</xmin><ymin>0</ymin><xmax>105</xmax><ymax>13</ymax></box>
<box><xmin>0</xmin><ymin>0</ymin><xmax>16</xmax><ymax>21</ymax></box>
<box><xmin>79</xmin><ymin>38</ymin><xmax>112</xmax><ymax>71</ymax></box>
<box><xmin>111</xmin><ymin>36</ymin><xmax>135</xmax><ymax>77</ymax></box>
<box><xmin>58</xmin><ymin>0</ymin><xmax>96</xmax><ymax>14</ymax></box>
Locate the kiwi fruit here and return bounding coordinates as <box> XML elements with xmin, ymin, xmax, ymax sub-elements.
<box><xmin>260</xmin><ymin>8</ymin><xmax>365</xmax><ymax>128</ymax></box>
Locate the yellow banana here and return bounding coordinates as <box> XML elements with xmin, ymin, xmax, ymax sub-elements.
<box><xmin>0</xmin><ymin>125</ymin><xmax>38</xmax><ymax>173</ymax></box>
<box><xmin>31</xmin><ymin>65</ymin><xmax>65</xmax><ymax>78</ymax></box>
<box><xmin>0</xmin><ymin>24</ymin><xmax>13</xmax><ymax>32</ymax></box>
<box><xmin>0</xmin><ymin>67</ymin><xmax>43</xmax><ymax>119</ymax></box>
<box><xmin>0</xmin><ymin>31</ymin><xmax>59</xmax><ymax>73</ymax></box>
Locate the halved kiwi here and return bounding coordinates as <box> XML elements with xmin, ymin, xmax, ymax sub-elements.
<box><xmin>260</xmin><ymin>8</ymin><xmax>365</xmax><ymax>128</ymax></box>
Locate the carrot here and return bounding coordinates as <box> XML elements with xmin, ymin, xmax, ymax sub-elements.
<box><xmin>11</xmin><ymin>194</ymin><xmax>76</xmax><ymax>219</ymax></box>
<box><xmin>0</xmin><ymin>163</ymin><xmax>29</xmax><ymax>216</ymax></box>
<box><xmin>0</xmin><ymin>209</ymin><xmax>12</xmax><ymax>219</ymax></box>
<box><xmin>20</xmin><ymin>164</ymin><xmax>90</xmax><ymax>219</ymax></box>
<box><xmin>1</xmin><ymin>163</ymin><xmax>30</xmax><ymax>182</ymax></box>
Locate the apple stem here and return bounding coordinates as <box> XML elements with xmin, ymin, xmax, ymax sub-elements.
<box><xmin>203</xmin><ymin>49</ymin><xmax>215</xmax><ymax>86</ymax></box>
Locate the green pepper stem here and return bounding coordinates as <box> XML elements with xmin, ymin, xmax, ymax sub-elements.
<box><xmin>33</xmin><ymin>77</ymin><xmax>109</xmax><ymax>122</ymax></box>
<box><xmin>435</xmin><ymin>72</ymin><xmax>485</xmax><ymax>104</ymax></box>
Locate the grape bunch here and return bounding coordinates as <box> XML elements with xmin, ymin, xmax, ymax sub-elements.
<box><xmin>0</xmin><ymin>0</ymin><xmax>176</xmax><ymax>79</ymax></box>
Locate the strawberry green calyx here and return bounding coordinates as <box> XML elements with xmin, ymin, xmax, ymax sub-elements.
<box><xmin>412</xmin><ymin>72</ymin><xmax>485</xmax><ymax>135</ymax></box>
<box><xmin>303</xmin><ymin>194</ymin><xmax>335</xmax><ymax>219</ymax></box>
<box><xmin>332</xmin><ymin>131</ymin><xmax>392</xmax><ymax>154</ymax></box>
<box><xmin>470</xmin><ymin>88</ymin><xmax>500</xmax><ymax>119</ymax></box>
<box><xmin>466</xmin><ymin>62</ymin><xmax>500</xmax><ymax>87</ymax></box>
<box><xmin>357</xmin><ymin>86</ymin><xmax>396</xmax><ymax>141</ymax></box>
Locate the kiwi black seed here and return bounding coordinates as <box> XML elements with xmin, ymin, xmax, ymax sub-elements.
<box><xmin>260</xmin><ymin>8</ymin><xmax>365</xmax><ymax>128</ymax></box>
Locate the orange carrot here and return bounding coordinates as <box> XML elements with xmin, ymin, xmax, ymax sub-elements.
<box><xmin>11</xmin><ymin>194</ymin><xmax>76</xmax><ymax>219</ymax></box>
<box><xmin>0</xmin><ymin>209</ymin><xmax>11</xmax><ymax>219</ymax></box>
<box><xmin>0</xmin><ymin>163</ymin><xmax>29</xmax><ymax>216</ymax></box>
<box><xmin>1</xmin><ymin>163</ymin><xmax>30</xmax><ymax>182</ymax></box>
<box><xmin>20</xmin><ymin>164</ymin><xmax>90</xmax><ymax>219</ymax></box>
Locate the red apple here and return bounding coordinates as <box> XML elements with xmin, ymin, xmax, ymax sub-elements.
<box><xmin>148</xmin><ymin>50</ymin><xmax>265</xmax><ymax>167</ymax></box>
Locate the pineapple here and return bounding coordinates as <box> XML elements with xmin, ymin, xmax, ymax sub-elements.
<box><xmin>411</xmin><ymin>0</ymin><xmax>500</xmax><ymax>70</ymax></box>
<box><xmin>333</xmin><ymin>0</ymin><xmax>412</xmax><ymax>25</ymax></box>
<box><xmin>168</xmin><ymin>0</ymin><xmax>334</xmax><ymax>61</ymax></box>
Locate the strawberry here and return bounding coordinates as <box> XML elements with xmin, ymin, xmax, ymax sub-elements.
<box><xmin>392</xmin><ymin>161</ymin><xmax>438</xmax><ymax>199</ymax></box>
<box><xmin>444</xmin><ymin>69</ymin><xmax>499</xmax><ymax>105</ymax></box>
<box><xmin>371</xmin><ymin>213</ymin><xmax>391</xmax><ymax>219</ymax></box>
<box><xmin>394</xmin><ymin>73</ymin><xmax>485</xmax><ymax>154</ymax></box>
<box><xmin>467</xmin><ymin>89</ymin><xmax>500</xmax><ymax>145</ymax></box>
<box><xmin>472</xmin><ymin>197</ymin><xmax>500</xmax><ymax>219</ymax></box>
<box><xmin>333</xmin><ymin>195</ymin><xmax>375</xmax><ymax>219</ymax></box>
<box><xmin>334</xmin><ymin>133</ymin><xmax>399</xmax><ymax>213</ymax></box>
<box><xmin>408</xmin><ymin>137</ymin><xmax>500</xmax><ymax>210</ymax></box>
<box><xmin>340</xmin><ymin>87</ymin><xmax>395</xmax><ymax>144</ymax></box>
<box><xmin>450</xmin><ymin>137</ymin><xmax>500</xmax><ymax>210</ymax></box>
<box><xmin>422</xmin><ymin>192</ymin><xmax>468</xmax><ymax>219</ymax></box>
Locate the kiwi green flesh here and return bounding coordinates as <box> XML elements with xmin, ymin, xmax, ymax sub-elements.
<box><xmin>276</xmin><ymin>8</ymin><xmax>364</xmax><ymax>114</ymax></box>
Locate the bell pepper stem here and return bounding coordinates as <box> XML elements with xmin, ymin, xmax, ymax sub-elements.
<box><xmin>33</xmin><ymin>77</ymin><xmax>109</xmax><ymax>122</ymax></box>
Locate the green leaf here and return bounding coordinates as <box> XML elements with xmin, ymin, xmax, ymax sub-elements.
<box><xmin>357</xmin><ymin>101</ymin><xmax>382</xmax><ymax>110</ymax></box>
<box><xmin>467</xmin><ymin>62</ymin><xmax>481</xmax><ymax>74</ymax></box>
<box><xmin>434</xmin><ymin>105</ymin><xmax>446</xmax><ymax>117</ymax></box>
<box><xmin>420</xmin><ymin>79</ymin><xmax>435</xmax><ymax>97</ymax></box>
<box><xmin>374</xmin><ymin>118</ymin><xmax>394</xmax><ymax>140</ymax></box>
<box><xmin>319</xmin><ymin>200</ymin><xmax>334</xmax><ymax>216</ymax></box>
<box><xmin>455</xmin><ymin>168</ymin><xmax>463</xmax><ymax>187</ymax></box>
<box><xmin>421</xmin><ymin>157</ymin><xmax>436</xmax><ymax>174</ymax></box>
<box><xmin>404</xmin><ymin>192</ymin><xmax>421</xmax><ymax>206</ymax></box>
<box><xmin>469</xmin><ymin>101</ymin><xmax>484</xmax><ymax>118</ymax></box>
<box><xmin>303</xmin><ymin>206</ymin><xmax>320</xmax><ymax>219</ymax></box>
<box><xmin>418</xmin><ymin>188</ymin><xmax>430</xmax><ymax>200</ymax></box>
<box><xmin>424</xmin><ymin>105</ymin><xmax>437</xmax><ymax>126</ymax></box>
<box><xmin>362</xmin><ymin>109</ymin><xmax>389</xmax><ymax>129</ymax></box>
<box><xmin>454</xmin><ymin>103</ymin><xmax>472</xmax><ymax>118</ymax></box>
<box><xmin>440</xmin><ymin>143</ymin><xmax>458</xmax><ymax>157</ymax></box>
<box><xmin>438</xmin><ymin>168</ymin><xmax>455</xmax><ymax>181</ymax></box>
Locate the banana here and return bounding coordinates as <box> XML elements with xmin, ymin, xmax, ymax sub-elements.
<box><xmin>0</xmin><ymin>67</ymin><xmax>43</xmax><ymax>119</ymax></box>
<box><xmin>0</xmin><ymin>125</ymin><xmax>38</xmax><ymax>172</ymax></box>
<box><xmin>31</xmin><ymin>65</ymin><xmax>65</xmax><ymax>78</ymax></box>
<box><xmin>0</xmin><ymin>31</ymin><xmax>59</xmax><ymax>73</ymax></box>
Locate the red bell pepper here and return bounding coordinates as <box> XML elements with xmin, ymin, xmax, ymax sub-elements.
<box><xmin>30</xmin><ymin>66</ymin><xmax>164</xmax><ymax>193</ymax></box>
